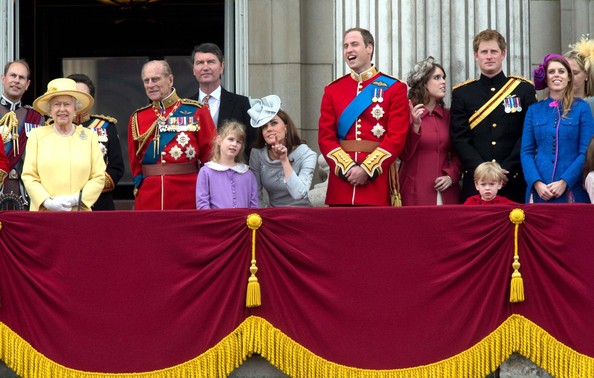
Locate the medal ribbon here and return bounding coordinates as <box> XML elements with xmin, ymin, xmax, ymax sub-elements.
<box><xmin>469</xmin><ymin>78</ymin><xmax>522</xmax><ymax>130</ymax></box>
<box><xmin>151</xmin><ymin>100</ymin><xmax>182</xmax><ymax>158</ymax></box>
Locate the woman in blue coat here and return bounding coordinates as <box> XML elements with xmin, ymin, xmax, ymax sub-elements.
<box><xmin>521</xmin><ymin>54</ymin><xmax>594</xmax><ymax>203</ymax></box>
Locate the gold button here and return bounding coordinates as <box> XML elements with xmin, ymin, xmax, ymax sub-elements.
<box><xmin>492</xmin><ymin>159</ymin><xmax>497</xmax><ymax>163</ymax></box>
<box><xmin>491</xmin><ymin>141</ymin><xmax>496</xmax><ymax>145</ymax></box>
<box><xmin>492</xmin><ymin>123</ymin><xmax>497</xmax><ymax>128</ymax></box>
<box><xmin>491</xmin><ymin>88</ymin><xmax>496</xmax><ymax>92</ymax></box>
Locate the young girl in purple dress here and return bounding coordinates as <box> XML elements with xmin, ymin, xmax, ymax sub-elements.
<box><xmin>196</xmin><ymin>120</ymin><xmax>258</xmax><ymax>209</ymax></box>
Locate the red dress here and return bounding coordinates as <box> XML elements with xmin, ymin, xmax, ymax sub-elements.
<box><xmin>128</xmin><ymin>91</ymin><xmax>215</xmax><ymax>210</ymax></box>
<box><xmin>318</xmin><ymin>67</ymin><xmax>409</xmax><ymax>206</ymax></box>
<box><xmin>398</xmin><ymin>105</ymin><xmax>462</xmax><ymax>205</ymax></box>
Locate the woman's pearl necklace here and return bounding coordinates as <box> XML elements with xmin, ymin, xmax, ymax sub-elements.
<box><xmin>54</xmin><ymin>124</ymin><xmax>75</xmax><ymax>137</ymax></box>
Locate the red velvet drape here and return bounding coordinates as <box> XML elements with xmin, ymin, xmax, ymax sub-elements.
<box><xmin>0</xmin><ymin>205</ymin><xmax>593</xmax><ymax>373</ymax></box>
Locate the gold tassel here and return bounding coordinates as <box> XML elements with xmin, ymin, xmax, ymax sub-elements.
<box><xmin>509</xmin><ymin>209</ymin><xmax>525</xmax><ymax>303</ymax></box>
<box><xmin>246</xmin><ymin>213</ymin><xmax>263</xmax><ymax>308</ymax></box>
<box><xmin>0</xmin><ymin>111</ymin><xmax>19</xmax><ymax>156</ymax></box>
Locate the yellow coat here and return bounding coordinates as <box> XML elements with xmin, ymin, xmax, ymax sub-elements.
<box><xmin>22</xmin><ymin>125</ymin><xmax>106</xmax><ymax>211</ymax></box>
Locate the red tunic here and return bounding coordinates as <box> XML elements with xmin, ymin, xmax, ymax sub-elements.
<box><xmin>318</xmin><ymin>67</ymin><xmax>409</xmax><ymax>206</ymax></box>
<box><xmin>0</xmin><ymin>143</ymin><xmax>8</xmax><ymax>184</ymax></box>
<box><xmin>463</xmin><ymin>194</ymin><xmax>517</xmax><ymax>205</ymax></box>
<box><xmin>128</xmin><ymin>91</ymin><xmax>215</xmax><ymax>210</ymax></box>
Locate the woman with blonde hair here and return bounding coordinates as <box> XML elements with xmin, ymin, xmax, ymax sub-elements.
<box><xmin>565</xmin><ymin>35</ymin><xmax>594</xmax><ymax>114</ymax></box>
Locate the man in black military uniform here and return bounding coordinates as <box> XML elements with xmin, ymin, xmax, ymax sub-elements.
<box><xmin>450</xmin><ymin>29</ymin><xmax>537</xmax><ymax>203</ymax></box>
<box><xmin>68</xmin><ymin>73</ymin><xmax>125</xmax><ymax>210</ymax></box>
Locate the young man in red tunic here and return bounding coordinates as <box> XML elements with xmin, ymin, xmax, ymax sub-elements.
<box><xmin>318</xmin><ymin>28</ymin><xmax>409</xmax><ymax>206</ymax></box>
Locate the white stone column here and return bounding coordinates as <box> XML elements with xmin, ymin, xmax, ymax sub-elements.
<box><xmin>230</xmin><ymin>0</ymin><xmax>249</xmax><ymax>96</ymax></box>
<box><xmin>561</xmin><ymin>0</ymin><xmax>594</xmax><ymax>50</ymax></box>
<box><xmin>0</xmin><ymin>0</ymin><xmax>15</xmax><ymax>90</ymax></box>
<box><xmin>335</xmin><ymin>0</ymin><xmax>532</xmax><ymax>100</ymax></box>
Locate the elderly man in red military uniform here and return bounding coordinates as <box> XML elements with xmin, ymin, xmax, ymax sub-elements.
<box><xmin>318</xmin><ymin>27</ymin><xmax>409</xmax><ymax>206</ymax></box>
<box><xmin>128</xmin><ymin>60</ymin><xmax>215</xmax><ymax>210</ymax></box>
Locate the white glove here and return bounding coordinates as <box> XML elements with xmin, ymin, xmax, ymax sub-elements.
<box><xmin>64</xmin><ymin>194</ymin><xmax>79</xmax><ymax>207</ymax></box>
<box><xmin>43</xmin><ymin>197</ymin><xmax>73</xmax><ymax>212</ymax></box>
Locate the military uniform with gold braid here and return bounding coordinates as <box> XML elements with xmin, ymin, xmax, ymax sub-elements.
<box><xmin>450</xmin><ymin>71</ymin><xmax>537</xmax><ymax>203</ymax></box>
<box><xmin>76</xmin><ymin>112</ymin><xmax>124</xmax><ymax>210</ymax></box>
<box><xmin>0</xmin><ymin>96</ymin><xmax>44</xmax><ymax>209</ymax></box>
<box><xmin>318</xmin><ymin>66</ymin><xmax>410</xmax><ymax>206</ymax></box>
<box><xmin>128</xmin><ymin>89</ymin><xmax>216</xmax><ymax>210</ymax></box>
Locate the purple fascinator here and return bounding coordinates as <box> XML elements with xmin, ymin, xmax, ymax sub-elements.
<box><xmin>533</xmin><ymin>53</ymin><xmax>569</xmax><ymax>90</ymax></box>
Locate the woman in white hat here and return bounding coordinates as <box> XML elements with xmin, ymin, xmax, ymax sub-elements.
<box><xmin>21</xmin><ymin>78</ymin><xmax>106</xmax><ymax>211</ymax></box>
<box><xmin>248</xmin><ymin>95</ymin><xmax>317</xmax><ymax>207</ymax></box>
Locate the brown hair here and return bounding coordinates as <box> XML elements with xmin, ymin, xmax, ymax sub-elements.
<box><xmin>473</xmin><ymin>29</ymin><xmax>507</xmax><ymax>53</ymax></box>
<box><xmin>253</xmin><ymin>109</ymin><xmax>304</xmax><ymax>153</ymax></box>
<box><xmin>546</xmin><ymin>57</ymin><xmax>575</xmax><ymax>117</ymax></box>
<box><xmin>3</xmin><ymin>59</ymin><xmax>31</xmax><ymax>79</ymax></box>
<box><xmin>407</xmin><ymin>63</ymin><xmax>446</xmax><ymax>107</ymax></box>
<box><xmin>211</xmin><ymin>120</ymin><xmax>247</xmax><ymax>164</ymax></box>
<box><xmin>344</xmin><ymin>27</ymin><xmax>375</xmax><ymax>60</ymax></box>
<box><xmin>192</xmin><ymin>43</ymin><xmax>224</xmax><ymax>64</ymax></box>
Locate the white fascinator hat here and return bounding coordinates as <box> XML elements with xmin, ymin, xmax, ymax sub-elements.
<box><xmin>248</xmin><ymin>95</ymin><xmax>281</xmax><ymax>128</ymax></box>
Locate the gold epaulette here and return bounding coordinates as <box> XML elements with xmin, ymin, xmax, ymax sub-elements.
<box><xmin>509</xmin><ymin>75</ymin><xmax>534</xmax><ymax>86</ymax></box>
<box><xmin>326</xmin><ymin>73</ymin><xmax>351</xmax><ymax>87</ymax></box>
<box><xmin>381</xmin><ymin>73</ymin><xmax>401</xmax><ymax>82</ymax></box>
<box><xmin>132</xmin><ymin>103</ymin><xmax>152</xmax><ymax>114</ymax></box>
<box><xmin>181</xmin><ymin>98</ymin><xmax>203</xmax><ymax>107</ymax></box>
<box><xmin>91</xmin><ymin>114</ymin><xmax>118</xmax><ymax>124</ymax></box>
<box><xmin>452</xmin><ymin>79</ymin><xmax>477</xmax><ymax>90</ymax></box>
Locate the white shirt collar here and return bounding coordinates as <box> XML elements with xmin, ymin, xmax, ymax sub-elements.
<box><xmin>199</xmin><ymin>86</ymin><xmax>222</xmax><ymax>102</ymax></box>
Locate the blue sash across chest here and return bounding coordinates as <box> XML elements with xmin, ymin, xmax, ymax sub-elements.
<box><xmin>142</xmin><ymin>103</ymin><xmax>198</xmax><ymax>165</ymax></box>
<box><xmin>337</xmin><ymin>75</ymin><xmax>397</xmax><ymax>140</ymax></box>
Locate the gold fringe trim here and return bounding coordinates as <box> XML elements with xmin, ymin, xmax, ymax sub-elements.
<box><xmin>509</xmin><ymin>209</ymin><xmax>525</xmax><ymax>303</ymax></box>
<box><xmin>245</xmin><ymin>213</ymin><xmax>263</xmax><ymax>308</ymax></box>
<box><xmin>2</xmin><ymin>315</ymin><xmax>594</xmax><ymax>378</ymax></box>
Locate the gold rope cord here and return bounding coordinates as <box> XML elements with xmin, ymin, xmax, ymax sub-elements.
<box><xmin>509</xmin><ymin>209</ymin><xmax>525</xmax><ymax>303</ymax></box>
<box><xmin>246</xmin><ymin>213</ymin><xmax>263</xmax><ymax>308</ymax></box>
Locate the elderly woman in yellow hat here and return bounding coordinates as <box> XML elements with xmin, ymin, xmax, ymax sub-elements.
<box><xmin>21</xmin><ymin>78</ymin><xmax>106</xmax><ymax>211</ymax></box>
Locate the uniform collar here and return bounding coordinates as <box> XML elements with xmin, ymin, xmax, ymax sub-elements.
<box><xmin>75</xmin><ymin>112</ymin><xmax>91</xmax><ymax>124</ymax></box>
<box><xmin>153</xmin><ymin>88</ymin><xmax>180</xmax><ymax>110</ymax></box>
<box><xmin>350</xmin><ymin>65</ymin><xmax>378</xmax><ymax>82</ymax></box>
<box><xmin>478</xmin><ymin>71</ymin><xmax>507</xmax><ymax>86</ymax></box>
<box><xmin>1</xmin><ymin>95</ymin><xmax>22</xmax><ymax>111</ymax></box>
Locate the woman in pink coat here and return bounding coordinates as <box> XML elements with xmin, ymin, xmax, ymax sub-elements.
<box><xmin>399</xmin><ymin>57</ymin><xmax>462</xmax><ymax>205</ymax></box>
